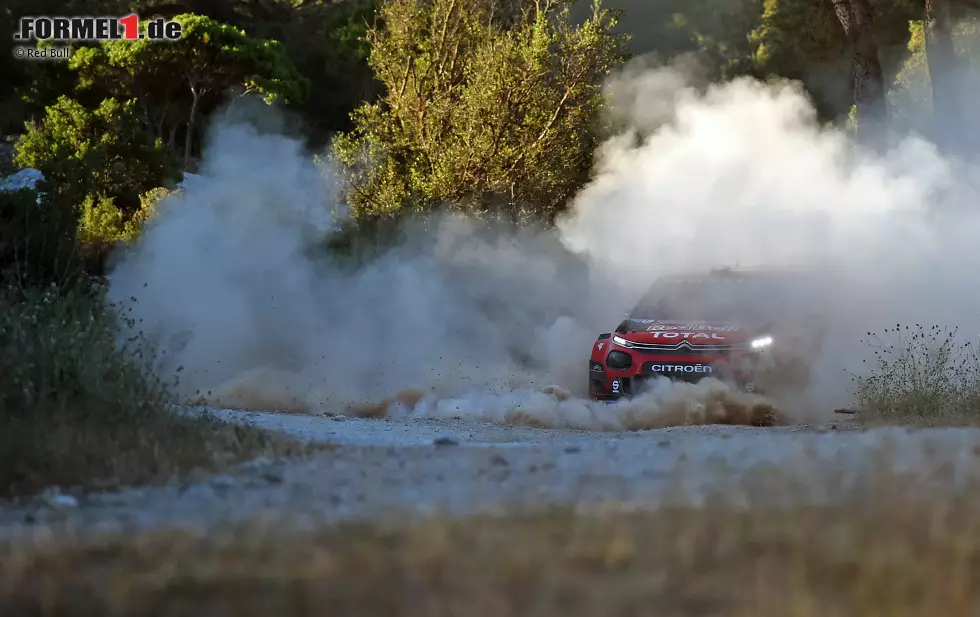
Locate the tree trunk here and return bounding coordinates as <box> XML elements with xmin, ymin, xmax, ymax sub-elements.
<box><xmin>924</xmin><ymin>0</ymin><xmax>959</xmax><ymax>145</ymax></box>
<box><xmin>184</xmin><ymin>84</ymin><xmax>201</xmax><ymax>173</ymax></box>
<box><xmin>168</xmin><ymin>121</ymin><xmax>179</xmax><ymax>149</ymax></box>
<box><xmin>830</xmin><ymin>0</ymin><xmax>887</xmax><ymax>144</ymax></box>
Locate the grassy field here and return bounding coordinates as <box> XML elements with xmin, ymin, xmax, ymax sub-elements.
<box><xmin>3</xmin><ymin>454</ymin><xmax>980</xmax><ymax>617</ymax></box>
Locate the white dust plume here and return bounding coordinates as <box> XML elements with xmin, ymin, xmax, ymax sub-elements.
<box><xmin>106</xmin><ymin>56</ymin><xmax>980</xmax><ymax>429</ymax></box>
<box><xmin>558</xmin><ymin>58</ymin><xmax>980</xmax><ymax>416</ymax></box>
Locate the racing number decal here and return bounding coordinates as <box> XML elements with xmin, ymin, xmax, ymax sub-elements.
<box><xmin>611</xmin><ymin>378</ymin><xmax>621</xmax><ymax>394</ymax></box>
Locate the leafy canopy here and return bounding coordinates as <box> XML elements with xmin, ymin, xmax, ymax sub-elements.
<box><xmin>334</xmin><ymin>0</ymin><xmax>629</xmax><ymax>222</ymax></box>
<box><xmin>71</xmin><ymin>13</ymin><xmax>307</xmax><ymax>105</ymax></box>
<box><xmin>13</xmin><ymin>96</ymin><xmax>177</xmax><ymax>215</ymax></box>
<box><xmin>68</xmin><ymin>13</ymin><xmax>308</xmax><ymax>169</ymax></box>
<box><xmin>889</xmin><ymin>16</ymin><xmax>980</xmax><ymax>140</ymax></box>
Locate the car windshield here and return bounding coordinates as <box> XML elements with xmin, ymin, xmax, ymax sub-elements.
<box><xmin>631</xmin><ymin>270</ymin><xmax>807</xmax><ymax>326</ymax></box>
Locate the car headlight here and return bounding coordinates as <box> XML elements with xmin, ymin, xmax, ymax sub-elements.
<box><xmin>612</xmin><ymin>335</ymin><xmax>634</xmax><ymax>348</ymax></box>
<box><xmin>750</xmin><ymin>336</ymin><xmax>773</xmax><ymax>349</ymax></box>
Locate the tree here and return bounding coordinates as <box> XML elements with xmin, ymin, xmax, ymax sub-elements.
<box><xmin>752</xmin><ymin>0</ymin><xmax>846</xmax><ymax>75</ymax></box>
<box><xmin>889</xmin><ymin>16</ymin><xmax>980</xmax><ymax>144</ymax></box>
<box><xmin>333</xmin><ymin>0</ymin><xmax>629</xmax><ymax>222</ymax></box>
<box><xmin>587</xmin><ymin>0</ymin><xmax>763</xmax><ymax>82</ymax></box>
<box><xmin>751</xmin><ymin>0</ymin><xmax>918</xmax><ymax>120</ymax></box>
<box><xmin>829</xmin><ymin>0</ymin><xmax>887</xmax><ymax>142</ymax></box>
<box><xmin>133</xmin><ymin>0</ymin><xmax>380</xmax><ymax>144</ymax></box>
<box><xmin>1</xmin><ymin>0</ymin><xmax>135</xmax><ymax>134</ymax></box>
<box><xmin>69</xmin><ymin>13</ymin><xmax>308</xmax><ymax>170</ymax></box>
<box><xmin>664</xmin><ymin>0</ymin><xmax>764</xmax><ymax>80</ymax></box>
<box><xmin>924</xmin><ymin>0</ymin><xmax>961</xmax><ymax>145</ymax></box>
<box><xmin>13</xmin><ymin>96</ymin><xmax>178</xmax><ymax>214</ymax></box>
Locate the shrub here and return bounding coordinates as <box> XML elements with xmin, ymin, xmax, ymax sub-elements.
<box><xmin>852</xmin><ymin>324</ymin><xmax>980</xmax><ymax>423</ymax></box>
<box><xmin>122</xmin><ymin>186</ymin><xmax>174</xmax><ymax>242</ymax></box>
<box><xmin>77</xmin><ymin>193</ymin><xmax>127</xmax><ymax>245</ymax></box>
<box><xmin>13</xmin><ymin>96</ymin><xmax>179</xmax><ymax>215</ymax></box>
<box><xmin>0</xmin><ymin>284</ymin><xmax>305</xmax><ymax>497</ymax></box>
<box><xmin>0</xmin><ymin>186</ymin><xmax>82</xmax><ymax>289</ymax></box>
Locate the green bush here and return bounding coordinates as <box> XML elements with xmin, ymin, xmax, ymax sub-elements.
<box><xmin>72</xmin><ymin>187</ymin><xmax>175</xmax><ymax>276</ymax></box>
<box><xmin>77</xmin><ymin>193</ymin><xmax>126</xmax><ymax>245</ymax></box>
<box><xmin>13</xmin><ymin>96</ymin><xmax>179</xmax><ymax>215</ymax></box>
<box><xmin>123</xmin><ymin>186</ymin><xmax>175</xmax><ymax>242</ymax></box>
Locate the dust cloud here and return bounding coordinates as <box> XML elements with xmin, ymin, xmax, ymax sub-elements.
<box><xmin>106</xmin><ymin>57</ymin><xmax>980</xmax><ymax>430</ymax></box>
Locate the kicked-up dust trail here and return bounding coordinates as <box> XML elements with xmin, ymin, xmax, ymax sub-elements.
<box><xmin>107</xmin><ymin>59</ymin><xmax>980</xmax><ymax>430</ymax></box>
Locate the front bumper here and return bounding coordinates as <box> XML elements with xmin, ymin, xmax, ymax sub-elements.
<box><xmin>589</xmin><ymin>357</ymin><xmax>761</xmax><ymax>400</ymax></box>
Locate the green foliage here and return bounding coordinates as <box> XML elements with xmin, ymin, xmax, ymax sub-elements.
<box><xmin>663</xmin><ymin>0</ymin><xmax>764</xmax><ymax>80</ymax></box>
<box><xmin>125</xmin><ymin>186</ymin><xmax>174</xmax><ymax>240</ymax></box>
<box><xmin>71</xmin><ymin>12</ymin><xmax>307</xmax><ymax>104</ymax></box>
<box><xmin>334</xmin><ymin>0</ymin><xmax>629</xmax><ymax>222</ymax></box>
<box><xmin>0</xmin><ymin>0</ymin><xmax>135</xmax><ymax>132</ymax></box>
<box><xmin>750</xmin><ymin>0</ymin><xmax>921</xmax><ymax>118</ymax></box>
<box><xmin>889</xmin><ymin>16</ymin><xmax>980</xmax><ymax>138</ymax></box>
<box><xmin>750</xmin><ymin>0</ymin><xmax>845</xmax><ymax>75</ymax></box>
<box><xmin>69</xmin><ymin>12</ymin><xmax>308</xmax><ymax>167</ymax></box>
<box><xmin>0</xmin><ymin>286</ymin><xmax>171</xmax><ymax>443</ymax></box>
<box><xmin>13</xmin><ymin>96</ymin><xmax>178</xmax><ymax>214</ymax></box>
<box><xmin>752</xmin><ymin>0</ymin><xmax>921</xmax><ymax>74</ymax></box>
<box><xmin>78</xmin><ymin>194</ymin><xmax>126</xmax><ymax>245</ymax></box>
<box><xmin>231</xmin><ymin>0</ymin><xmax>382</xmax><ymax>142</ymax></box>
<box><xmin>888</xmin><ymin>21</ymin><xmax>932</xmax><ymax>134</ymax></box>
<box><xmin>0</xmin><ymin>187</ymin><xmax>82</xmax><ymax>288</ymax></box>
<box><xmin>76</xmin><ymin>186</ymin><xmax>174</xmax><ymax>246</ymax></box>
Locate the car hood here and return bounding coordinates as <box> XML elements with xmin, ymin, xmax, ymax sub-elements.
<box><xmin>620</xmin><ymin>319</ymin><xmax>759</xmax><ymax>346</ymax></box>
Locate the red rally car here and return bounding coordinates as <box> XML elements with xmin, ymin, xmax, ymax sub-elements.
<box><xmin>588</xmin><ymin>267</ymin><xmax>818</xmax><ymax>400</ymax></box>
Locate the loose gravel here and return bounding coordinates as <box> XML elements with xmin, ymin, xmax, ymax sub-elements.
<box><xmin>3</xmin><ymin>408</ymin><xmax>980</xmax><ymax>540</ymax></box>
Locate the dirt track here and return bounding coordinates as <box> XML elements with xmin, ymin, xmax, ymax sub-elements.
<box><xmin>4</xmin><ymin>408</ymin><xmax>980</xmax><ymax>540</ymax></box>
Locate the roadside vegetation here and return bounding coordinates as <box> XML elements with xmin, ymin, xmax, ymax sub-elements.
<box><xmin>853</xmin><ymin>324</ymin><xmax>980</xmax><ymax>425</ymax></box>
<box><xmin>4</xmin><ymin>452</ymin><xmax>980</xmax><ymax>616</ymax></box>
<box><xmin>1</xmin><ymin>0</ymin><xmax>978</xmax><ymax>498</ymax></box>
<box><xmin>1</xmin><ymin>3</ymin><xmax>980</xmax><ymax>613</ymax></box>
<box><xmin>0</xmin><ymin>284</ymin><xmax>313</xmax><ymax>499</ymax></box>
<box><xmin>3</xmin><ymin>0</ymin><xmax>977</xmax><ymax>241</ymax></box>
<box><xmin>0</xmin><ymin>186</ymin><xmax>313</xmax><ymax>499</ymax></box>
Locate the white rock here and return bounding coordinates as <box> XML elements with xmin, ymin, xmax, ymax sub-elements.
<box><xmin>40</xmin><ymin>488</ymin><xmax>78</xmax><ymax>510</ymax></box>
<box><xmin>0</xmin><ymin>168</ymin><xmax>45</xmax><ymax>204</ymax></box>
<box><xmin>177</xmin><ymin>172</ymin><xmax>205</xmax><ymax>191</ymax></box>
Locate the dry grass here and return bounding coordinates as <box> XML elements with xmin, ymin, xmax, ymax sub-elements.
<box><xmin>0</xmin><ymin>284</ymin><xmax>316</xmax><ymax>498</ymax></box>
<box><xmin>4</xmin><ymin>457</ymin><xmax>980</xmax><ymax>617</ymax></box>
<box><xmin>853</xmin><ymin>324</ymin><xmax>980</xmax><ymax>425</ymax></box>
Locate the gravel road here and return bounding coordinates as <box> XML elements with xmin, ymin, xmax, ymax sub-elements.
<box><xmin>4</xmin><ymin>407</ymin><xmax>980</xmax><ymax>540</ymax></box>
